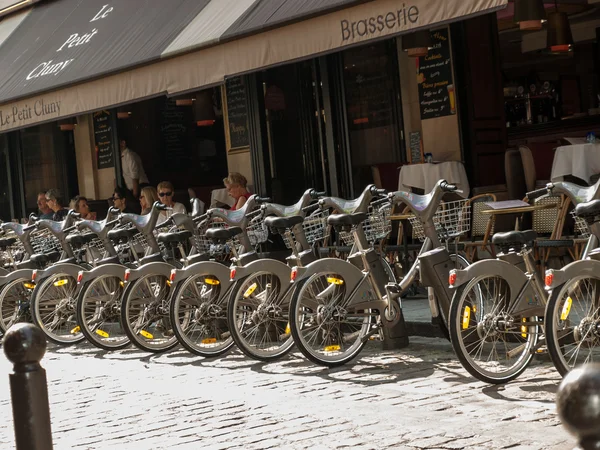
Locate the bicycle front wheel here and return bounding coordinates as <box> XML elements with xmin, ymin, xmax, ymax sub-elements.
<box><xmin>290</xmin><ymin>272</ymin><xmax>371</xmax><ymax>367</ymax></box>
<box><xmin>546</xmin><ymin>275</ymin><xmax>600</xmax><ymax>376</ymax></box>
<box><xmin>30</xmin><ymin>273</ymin><xmax>85</xmax><ymax>345</ymax></box>
<box><xmin>228</xmin><ymin>271</ymin><xmax>292</xmax><ymax>361</ymax></box>
<box><xmin>0</xmin><ymin>278</ymin><xmax>34</xmax><ymax>332</ymax></box>
<box><xmin>76</xmin><ymin>275</ymin><xmax>129</xmax><ymax>351</ymax></box>
<box><xmin>449</xmin><ymin>274</ymin><xmax>539</xmax><ymax>384</ymax></box>
<box><xmin>121</xmin><ymin>274</ymin><xmax>178</xmax><ymax>353</ymax></box>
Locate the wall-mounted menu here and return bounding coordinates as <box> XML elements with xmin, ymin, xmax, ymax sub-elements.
<box><xmin>225</xmin><ymin>77</ymin><xmax>250</xmax><ymax>150</ymax></box>
<box><xmin>93</xmin><ymin>110</ymin><xmax>114</xmax><ymax>169</ymax></box>
<box><xmin>417</xmin><ymin>28</ymin><xmax>456</xmax><ymax>120</ymax></box>
<box><xmin>160</xmin><ymin>98</ymin><xmax>190</xmax><ymax>168</ymax></box>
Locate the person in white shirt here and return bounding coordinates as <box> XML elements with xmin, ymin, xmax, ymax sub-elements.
<box><xmin>120</xmin><ymin>139</ymin><xmax>149</xmax><ymax>199</ymax></box>
<box><xmin>157</xmin><ymin>181</ymin><xmax>186</xmax><ymax>224</ymax></box>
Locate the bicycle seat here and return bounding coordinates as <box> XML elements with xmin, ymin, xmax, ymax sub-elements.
<box><xmin>0</xmin><ymin>237</ymin><xmax>16</xmax><ymax>249</ymax></box>
<box><xmin>157</xmin><ymin>230</ymin><xmax>192</xmax><ymax>244</ymax></box>
<box><xmin>492</xmin><ymin>230</ymin><xmax>537</xmax><ymax>247</ymax></box>
<box><xmin>327</xmin><ymin>213</ymin><xmax>369</xmax><ymax>227</ymax></box>
<box><xmin>30</xmin><ymin>251</ymin><xmax>60</xmax><ymax>266</ymax></box>
<box><xmin>574</xmin><ymin>199</ymin><xmax>600</xmax><ymax>218</ymax></box>
<box><xmin>107</xmin><ymin>228</ymin><xmax>139</xmax><ymax>242</ymax></box>
<box><xmin>265</xmin><ymin>215</ymin><xmax>304</xmax><ymax>230</ymax></box>
<box><xmin>205</xmin><ymin>227</ymin><xmax>242</xmax><ymax>242</ymax></box>
<box><xmin>66</xmin><ymin>233</ymin><xmax>97</xmax><ymax>247</ymax></box>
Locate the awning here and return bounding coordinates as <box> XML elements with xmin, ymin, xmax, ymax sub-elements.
<box><xmin>0</xmin><ymin>0</ymin><xmax>507</xmax><ymax>133</ymax></box>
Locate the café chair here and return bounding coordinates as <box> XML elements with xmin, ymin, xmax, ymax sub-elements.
<box><xmin>459</xmin><ymin>193</ymin><xmax>497</xmax><ymax>261</ymax></box>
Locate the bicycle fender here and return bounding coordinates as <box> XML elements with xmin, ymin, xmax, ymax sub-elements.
<box><xmin>78</xmin><ymin>263</ymin><xmax>127</xmax><ymax>284</ymax></box>
<box><xmin>170</xmin><ymin>261</ymin><xmax>231</xmax><ymax>288</ymax></box>
<box><xmin>125</xmin><ymin>262</ymin><xmax>174</xmax><ymax>283</ymax></box>
<box><xmin>545</xmin><ymin>259</ymin><xmax>600</xmax><ymax>291</ymax></box>
<box><xmin>0</xmin><ymin>269</ymin><xmax>34</xmax><ymax>287</ymax></box>
<box><xmin>292</xmin><ymin>258</ymin><xmax>365</xmax><ymax>292</ymax></box>
<box><xmin>33</xmin><ymin>263</ymin><xmax>83</xmax><ymax>282</ymax></box>
<box><xmin>0</xmin><ymin>268</ymin><xmax>8</xmax><ymax>277</ymax></box>
<box><xmin>450</xmin><ymin>259</ymin><xmax>527</xmax><ymax>304</ymax></box>
<box><xmin>232</xmin><ymin>258</ymin><xmax>291</xmax><ymax>284</ymax></box>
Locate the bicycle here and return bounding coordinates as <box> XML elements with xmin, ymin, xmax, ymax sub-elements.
<box><xmin>448</xmin><ymin>178</ymin><xmax>600</xmax><ymax>383</ymax></box>
<box><xmin>289</xmin><ymin>180</ymin><xmax>468</xmax><ymax>367</ymax></box>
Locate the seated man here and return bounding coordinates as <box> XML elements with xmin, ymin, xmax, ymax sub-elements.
<box><xmin>112</xmin><ymin>187</ymin><xmax>136</xmax><ymax>214</ymax></box>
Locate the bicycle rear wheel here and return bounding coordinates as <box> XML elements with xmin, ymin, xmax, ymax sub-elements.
<box><xmin>121</xmin><ymin>273</ymin><xmax>178</xmax><ymax>353</ymax></box>
<box><xmin>546</xmin><ymin>274</ymin><xmax>600</xmax><ymax>377</ymax></box>
<box><xmin>0</xmin><ymin>278</ymin><xmax>34</xmax><ymax>332</ymax></box>
<box><xmin>76</xmin><ymin>275</ymin><xmax>129</xmax><ymax>351</ymax></box>
<box><xmin>228</xmin><ymin>271</ymin><xmax>292</xmax><ymax>361</ymax></box>
<box><xmin>290</xmin><ymin>272</ymin><xmax>371</xmax><ymax>367</ymax></box>
<box><xmin>449</xmin><ymin>274</ymin><xmax>539</xmax><ymax>384</ymax></box>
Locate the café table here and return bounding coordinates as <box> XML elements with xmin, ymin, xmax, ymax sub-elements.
<box><xmin>398</xmin><ymin>161</ymin><xmax>470</xmax><ymax>198</ymax></box>
<box><xmin>551</xmin><ymin>143</ymin><xmax>600</xmax><ymax>184</ymax></box>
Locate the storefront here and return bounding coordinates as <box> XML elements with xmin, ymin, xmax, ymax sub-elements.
<box><xmin>0</xmin><ymin>0</ymin><xmax>508</xmax><ymax>219</ymax></box>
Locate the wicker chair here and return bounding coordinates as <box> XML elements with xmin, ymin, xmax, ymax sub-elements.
<box><xmin>531</xmin><ymin>194</ymin><xmax>572</xmax><ymax>273</ymax></box>
<box><xmin>460</xmin><ymin>194</ymin><xmax>497</xmax><ymax>261</ymax></box>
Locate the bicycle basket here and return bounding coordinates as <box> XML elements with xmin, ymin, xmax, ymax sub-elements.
<box><xmin>275</xmin><ymin>209</ymin><xmax>330</xmax><ymax>250</ymax></box>
<box><xmin>0</xmin><ymin>232</ymin><xmax>26</xmax><ymax>267</ymax></box>
<box><xmin>409</xmin><ymin>199</ymin><xmax>471</xmax><ymax>242</ymax></box>
<box><xmin>30</xmin><ymin>228</ymin><xmax>62</xmax><ymax>255</ymax></box>
<box><xmin>572</xmin><ymin>211</ymin><xmax>591</xmax><ymax>239</ymax></box>
<box><xmin>246</xmin><ymin>213</ymin><xmax>269</xmax><ymax>246</ymax></box>
<box><xmin>338</xmin><ymin>204</ymin><xmax>392</xmax><ymax>246</ymax></box>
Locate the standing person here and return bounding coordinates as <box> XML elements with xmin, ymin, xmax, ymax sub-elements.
<box><xmin>112</xmin><ymin>187</ymin><xmax>136</xmax><ymax>214</ymax></box>
<box><xmin>157</xmin><ymin>181</ymin><xmax>186</xmax><ymax>223</ymax></box>
<box><xmin>45</xmin><ymin>189</ymin><xmax>68</xmax><ymax>221</ymax></box>
<box><xmin>120</xmin><ymin>138</ymin><xmax>149</xmax><ymax>200</ymax></box>
<box><xmin>223</xmin><ymin>172</ymin><xmax>250</xmax><ymax>211</ymax></box>
<box><xmin>37</xmin><ymin>191</ymin><xmax>54</xmax><ymax>219</ymax></box>
<box><xmin>139</xmin><ymin>186</ymin><xmax>158</xmax><ymax>215</ymax></box>
<box><xmin>70</xmin><ymin>195</ymin><xmax>96</xmax><ymax>220</ymax></box>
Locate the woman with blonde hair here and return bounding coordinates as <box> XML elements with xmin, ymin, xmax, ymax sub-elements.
<box><xmin>223</xmin><ymin>172</ymin><xmax>250</xmax><ymax>211</ymax></box>
<box><xmin>139</xmin><ymin>186</ymin><xmax>159</xmax><ymax>215</ymax></box>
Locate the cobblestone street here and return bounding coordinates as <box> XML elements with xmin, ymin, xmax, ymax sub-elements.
<box><xmin>0</xmin><ymin>337</ymin><xmax>574</xmax><ymax>450</ymax></box>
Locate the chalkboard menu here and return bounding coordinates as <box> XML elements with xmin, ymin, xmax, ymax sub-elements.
<box><xmin>160</xmin><ymin>98</ymin><xmax>190</xmax><ymax>168</ymax></box>
<box><xmin>93</xmin><ymin>110</ymin><xmax>114</xmax><ymax>169</ymax></box>
<box><xmin>224</xmin><ymin>77</ymin><xmax>249</xmax><ymax>150</ymax></box>
<box><xmin>417</xmin><ymin>28</ymin><xmax>456</xmax><ymax>120</ymax></box>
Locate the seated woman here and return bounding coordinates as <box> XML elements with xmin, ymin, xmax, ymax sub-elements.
<box><xmin>223</xmin><ymin>172</ymin><xmax>250</xmax><ymax>211</ymax></box>
<box><xmin>45</xmin><ymin>188</ymin><xmax>68</xmax><ymax>221</ymax></box>
<box><xmin>70</xmin><ymin>195</ymin><xmax>96</xmax><ymax>220</ymax></box>
<box><xmin>139</xmin><ymin>186</ymin><xmax>159</xmax><ymax>215</ymax></box>
<box><xmin>157</xmin><ymin>181</ymin><xmax>186</xmax><ymax>223</ymax></box>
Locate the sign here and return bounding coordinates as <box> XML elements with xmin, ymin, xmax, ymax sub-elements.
<box><xmin>408</xmin><ymin>131</ymin><xmax>423</xmax><ymax>163</ymax></box>
<box><xmin>224</xmin><ymin>77</ymin><xmax>250</xmax><ymax>150</ymax></box>
<box><xmin>93</xmin><ymin>110</ymin><xmax>114</xmax><ymax>169</ymax></box>
<box><xmin>160</xmin><ymin>98</ymin><xmax>190</xmax><ymax>168</ymax></box>
<box><xmin>417</xmin><ymin>28</ymin><xmax>456</xmax><ymax>120</ymax></box>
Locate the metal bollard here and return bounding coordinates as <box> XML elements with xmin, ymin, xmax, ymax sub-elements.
<box><xmin>3</xmin><ymin>323</ymin><xmax>53</xmax><ymax>450</ymax></box>
<box><xmin>556</xmin><ymin>363</ymin><xmax>600</xmax><ymax>450</ymax></box>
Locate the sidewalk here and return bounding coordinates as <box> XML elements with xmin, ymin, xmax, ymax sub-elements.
<box><xmin>402</xmin><ymin>295</ymin><xmax>446</xmax><ymax>338</ymax></box>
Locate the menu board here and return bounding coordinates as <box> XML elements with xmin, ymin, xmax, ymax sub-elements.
<box><xmin>417</xmin><ymin>28</ymin><xmax>456</xmax><ymax>120</ymax></box>
<box><xmin>160</xmin><ymin>98</ymin><xmax>190</xmax><ymax>168</ymax></box>
<box><xmin>409</xmin><ymin>131</ymin><xmax>423</xmax><ymax>163</ymax></box>
<box><xmin>224</xmin><ymin>77</ymin><xmax>250</xmax><ymax>150</ymax></box>
<box><xmin>93</xmin><ymin>110</ymin><xmax>114</xmax><ymax>169</ymax></box>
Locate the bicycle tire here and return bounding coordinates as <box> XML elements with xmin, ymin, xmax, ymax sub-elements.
<box><xmin>0</xmin><ymin>278</ymin><xmax>33</xmax><ymax>332</ymax></box>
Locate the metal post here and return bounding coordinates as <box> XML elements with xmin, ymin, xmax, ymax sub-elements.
<box><xmin>556</xmin><ymin>363</ymin><xmax>600</xmax><ymax>450</ymax></box>
<box><xmin>3</xmin><ymin>323</ymin><xmax>53</xmax><ymax>450</ymax></box>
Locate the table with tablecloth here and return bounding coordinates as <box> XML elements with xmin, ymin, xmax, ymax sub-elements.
<box><xmin>551</xmin><ymin>143</ymin><xmax>600</xmax><ymax>184</ymax></box>
<box><xmin>398</xmin><ymin>161</ymin><xmax>470</xmax><ymax>198</ymax></box>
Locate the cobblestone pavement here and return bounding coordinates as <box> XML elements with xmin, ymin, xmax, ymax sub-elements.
<box><xmin>0</xmin><ymin>337</ymin><xmax>574</xmax><ymax>450</ymax></box>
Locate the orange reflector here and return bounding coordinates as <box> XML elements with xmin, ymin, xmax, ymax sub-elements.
<box><xmin>201</xmin><ymin>338</ymin><xmax>217</xmax><ymax>344</ymax></box>
<box><xmin>230</xmin><ymin>268</ymin><xmax>236</xmax><ymax>280</ymax></box>
<box><xmin>449</xmin><ymin>271</ymin><xmax>457</xmax><ymax>287</ymax></box>
<box><xmin>170</xmin><ymin>269</ymin><xmax>177</xmax><ymax>283</ymax></box>
<box><xmin>545</xmin><ymin>272</ymin><xmax>554</xmax><ymax>287</ymax></box>
<box><xmin>291</xmin><ymin>267</ymin><xmax>298</xmax><ymax>281</ymax></box>
<box><xmin>23</xmin><ymin>282</ymin><xmax>35</xmax><ymax>289</ymax></box>
<box><xmin>124</xmin><ymin>269</ymin><xmax>130</xmax><ymax>282</ymax></box>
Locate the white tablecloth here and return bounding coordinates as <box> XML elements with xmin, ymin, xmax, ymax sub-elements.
<box><xmin>551</xmin><ymin>144</ymin><xmax>600</xmax><ymax>183</ymax></box>
<box><xmin>398</xmin><ymin>161</ymin><xmax>470</xmax><ymax>198</ymax></box>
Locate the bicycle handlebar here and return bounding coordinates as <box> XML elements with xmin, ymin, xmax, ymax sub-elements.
<box><xmin>440</xmin><ymin>181</ymin><xmax>458</xmax><ymax>192</ymax></box>
<box><xmin>369</xmin><ymin>186</ymin><xmax>387</xmax><ymax>197</ymax></box>
<box><xmin>255</xmin><ymin>196</ymin><xmax>271</xmax><ymax>204</ymax></box>
<box><xmin>302</xmin><ymin>203</ymin><xmax>320</xmax><ymax>214</ymax></box>
<box><xmin>309</xmin><ymin>190</ymin><xmax>326</xmax><ymax>199</ymax></box>
<box><xmin>526</xmin><ymin>187</ymin><xmax>548</xmax><ymax>201</ymax></box>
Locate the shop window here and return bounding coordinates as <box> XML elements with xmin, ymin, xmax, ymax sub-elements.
<box><xmin>0</xmin><ymin>135</ymin><xmax>12</xmax><ymax>218</ymax></box>
<box><xmin>342</xmin><ymin>41</ymin><xmax>403</xmax><ymax>194</ymax></box>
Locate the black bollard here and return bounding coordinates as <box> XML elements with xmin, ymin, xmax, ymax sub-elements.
<box><xmin>3</xmin><ymin>323</ymin><xmax>53</xmax><ymax>450</ymax></box>
<box><xmin>556</xmin><ymin>363</ymin><xmax>600</xmax><ymax>450</ymax></box>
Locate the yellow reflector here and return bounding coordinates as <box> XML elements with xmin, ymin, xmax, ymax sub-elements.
<box><xmin>166</xmin><ymin>280</ymin><xmax>172</xmax><ymax>287</ymax></box>
<box><xmin>139</xmin><ymin>330</ymin><xmax>153</xmax><ymax>339</ymax></box>
<box><xmin>119</xmin><ymin>281</ymin><xmax>124</xmax><ymax>287</ymax></box>
<box><xmin>53</xmin><ymin>279</ymin><xmax>68</xmax><ymax>287</ymax></box>
<box><xmin>70</xmin><ymin>326</ymin><xmax>80</xmax><ymax>334</ymax></box>
<box><xmin>95</xmin><ymin>329</ymin><xmax>109</xmax><ymax>338</ymax></box>
<box><xmin>326</xmin><ymin>277</ymin><xmax>344</xmax><ymax>285</ymax></box>
<box><xmin>205</xmin><ymin>278</ymin><xmax>220</xmax><ymax>285</ymax></box>
<box><xmin>462</xmin><ymin>306</ymin><xmax>471</xmax><ymax>330</ymax></box>
<box><xmin>521</xmin><ymin>317</ymin><xmax>527</xmax><ymax>338</ymax></box>
<box><xmin>201</xmin><ymin>338</ymin><xmax>217</xmax><ymax>344</ymax></box>
<box><xmin>23</xmin><ymin>282</ymin><xmax>35</xmax><ymax>289</ymax></box>
<box><xmin>285</xmin><ymin>323</ymin><xmax>291</xmax><ymax>335</ymax></box>
<box><xmin>324</xmin><ymin>345</ymin><xmax>340</xmax><ymax>352</ymax></box>
<box><xmin>561</xmin><ymin>297</ymin><xmax>572</xmax><ymax>321</ymax></box>
<box><xmin>472</xmin><ymin>305</ymin><xmax>476</xmax><ymax>313</ymax></box>
<box><xmin>243</xmin><ymin>283</ymin><xmax>257</xmax><ymax>298</ymax></box>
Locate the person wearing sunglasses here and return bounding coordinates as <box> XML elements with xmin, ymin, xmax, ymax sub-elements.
<box><xmin>157</xmin><ymin>181</ymin><xmax>186</xmax><ymax>223</ymax></box>
<box><xmin>139</xmin><ymin>186</ymin><xmax>158</xmax><ymax>215</ymax></box>
<box><xmin>111</xmin><ymin>187</ymin><xmax>135</xmax><ymax>214</ymax></box>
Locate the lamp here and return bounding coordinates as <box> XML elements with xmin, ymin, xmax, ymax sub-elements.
<box><xmin>175</xmin><ymin>98</ymin><xmax>194</xmax><ymax>106</ymax></box>
<box><xmin>514</xmin><ymin>0</ymin><xmax>546</xmax><ymax>31</ymax></box>
<box><xmin>117</xmin><ymin>111</ymin><xmax>131</xmax><ymax>119</ymax></box>
<box><xmin>58</xmin><ymin>117</ymin><xmax>76</xmax><ymax>131</ymax></box>
<box><xmin>547</xmin><ymin>1</ymin><xmax>573</xmax><ymax>53</ymax></box>
<box><xmin>401</xmin><ymin>30</ymin><xmax>433</xmax><ymax>58</ymax></box>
